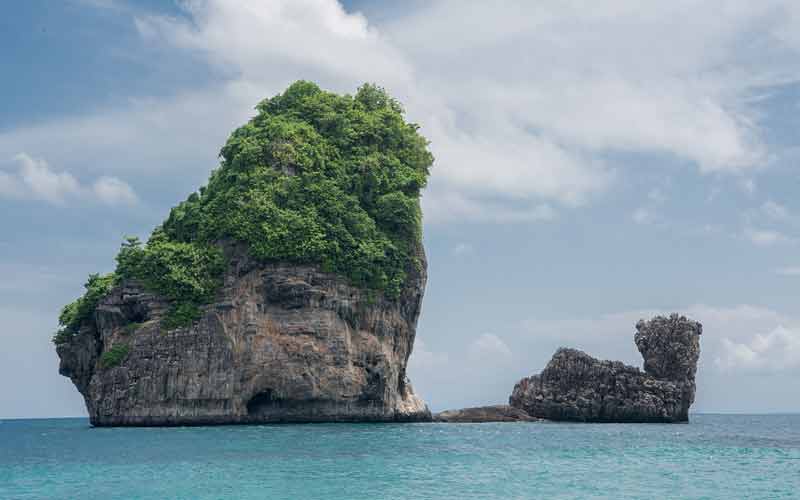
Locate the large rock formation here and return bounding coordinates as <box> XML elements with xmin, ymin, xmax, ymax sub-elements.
<box><xmin>57</xmin><ymin>243</ymin><xmax>430</xmax><ymax>426</ymax></box>
<box><xmin>55</xmin><ymin>82</ymin><xmax>434</xmax><ymax>426</ymax></box>
<box><xmin>509</xmin><ymin>314</ymin><xmax>701</xmax><ymax>423</ymax></box>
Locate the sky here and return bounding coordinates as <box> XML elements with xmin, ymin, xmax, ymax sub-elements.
<box><xmin>1</xmin><ymin>0</ymin><xmax>800</xmax><ymax>418</ymax></box>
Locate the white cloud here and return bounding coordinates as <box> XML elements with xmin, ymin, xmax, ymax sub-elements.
<box><xmin>7</xmin><ymin>0</ymin><xmax>800</xmax><ymax>222</ymax></box>
<box><xmin>92</xmin><ymin>176</ymin><xmax>138</xmax><ymax>206</ymax></box>
<box><xmin>421</xmin><ymin>112</ymin><xmax>613</xmax><ymax>208</ymax></box>
<box><xmin>423</xmin><ymin>189</ymin><xmax>557</xmax><ymax>224</ymax></box>
<box><xmin>13</xmin><ymin>153</ymin><xmax>81</xmax><ymax>204</ymax></box>
<box><xmin>677</xmin><ymin>305</ymin><xmax>800</xmax><ymax>377</ymax></box>
<box><xmin>716</xmin><ymin>326</ymin><xmax>800</xmax><ymax>373</ymax></box>
<box><xmin>468</xmin><ymin>333</ymin><xmax>512</xmax><ymax>361</ymax></box>
<box><xmin>134</xmin><ymin>0</ymin><xmax>412</xmax><ymax>90</ymax></box>
<box><xmin>0</xmin><ymin>87</ymin><xmax>255</xmax><ymax>182</ymax></box>
<box><xmin>0</xmin><ymin>153</ymin><xmax>137</xmax><ymax>206</ymax></box>
<box><xmin>390</xmin><ymin>1</ymin><xmax>787</xmax><ymax>170</ymax></box>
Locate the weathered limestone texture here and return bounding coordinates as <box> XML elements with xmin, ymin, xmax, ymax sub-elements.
<box><xmin>433</xmin><ymin>405</ymin><xmax>538</xmax><ymax>423</ymax></box>
<box><xmin>57</xmin><ymin>243</ymin><xmax>431</xmax><ymax>426</ymax></box>
<box><xmin>509</xmin><ymin>314</ymin><xmax>701</xmax><ymax>423</ymax></box>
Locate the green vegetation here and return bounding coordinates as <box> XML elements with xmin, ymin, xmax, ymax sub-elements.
<box><xmin>162</xmin><ymin>303</ymin><xmax>203</xmax><ymax>330</ymax></box>
<box><xmin>53</xmin><ymin>273</ymin><xmax>116</xmax><ymax>345</ymax></box>
<box><xmin>115</xmin><ymin>234</ymin><xmax>225</xmax><ymax>327</ymax></box>
<box><xmin>162</xmin><ymin>81</ymin><xmax>432</xmax><ymax>296</ymax></box>
<box><xmin>54</xmin><ymin>81</ymin><xmax>432</xmax><ymax>340</ymax></box>
<box><xmin>99</xmin><ymin>344</ymin><xmax>130</xmax><ymax>369</ymax></box>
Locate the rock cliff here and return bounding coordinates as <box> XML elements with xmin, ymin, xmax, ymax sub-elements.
<box><xmin>509</xmin><ymin>314</ymin><xmax>701</xmax><ymax>423</ymax></box>
<box><xmin>57</xmin><ymin>243</ymin><xmax>430</xmax><ymax>425</ymax></box>
<box><xmin>55</xmin><ymin>82</ymin><xmax>434</xmax><ymax>426</ymax></box>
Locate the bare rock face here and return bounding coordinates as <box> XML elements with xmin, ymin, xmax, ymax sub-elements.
<box><xmin>509</xmin><ymin>314</ymin><xmax>701</xmax><ymax>423</ymax></box>
<box><xmin>57</xmin><ymin>244</ymin><xmax>431</xmax><ymax>426</ymax></box>
<box><xmin>433</xmin><ymin>405</ymin><xmax>538</xmax><ymax>423</ymax></box>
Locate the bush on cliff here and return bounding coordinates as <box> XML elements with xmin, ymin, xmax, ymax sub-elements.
<box><xmin>53</xmin><ymin>273</ymin><xmax>116</xmax><ymax>344</ymax></box>
<box><xmin>99</xmin><ymin>344</ymin><xmax>130</xmax><ymax>369</ymax></box>
<box><xmin>54</xmin><ymin>81</ymin><xmax>432</xmax><ymax>339</ymax></box>
<box><xmin>115</xmin><ymin>235</ymin><xmax>225</xmax><ymax>327</ymax></box>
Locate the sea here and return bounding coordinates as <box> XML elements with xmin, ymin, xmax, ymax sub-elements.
<box><xmin>1</xmin><ymin>414</ymin><xmax>798</xmax><ymax>499</ymax></box>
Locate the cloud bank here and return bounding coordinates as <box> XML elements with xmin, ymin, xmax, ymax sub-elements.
<box><xmin>0</xmin><ymin>153</ymin><xmax>137</xmax><ymax>206</ymax></box>
<box><xmin>6</xmin><ymin>0</ymin><xmax>800</xmax><ymax>221</ymax></box>
<box><xmin>717</xmin><ymin>326</ymin><xmax>800</xmax><ymax>373</ymax></box>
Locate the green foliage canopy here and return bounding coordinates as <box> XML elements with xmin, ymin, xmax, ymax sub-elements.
<box><xmin>163</xmin><ymin>81</ymin><xmax>432</xmax><ymax>296</ymax></box>
<box><xmin>54</xmin><ymin>81</ymin><xmax>432</xmax><ymax>339</ymax></box>
<box><xmin>54</xmin><ymin>273</ymin><xmax>116</xmax><ymax>344</ymax></box>
<box><xmin>99</xmin><ymin>344</ymin><xmax>130</xmax><ymax>369</ymax></box>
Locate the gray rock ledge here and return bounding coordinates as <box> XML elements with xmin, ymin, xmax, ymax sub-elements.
<box><xmin>433</xmin><ymin>405</ymin><xmax>539</xmax><ymax>423</ymax></box>
<box><xmin>509</xmin><ymin>314</ymin><xmax>701</xmax><ymax>423</ymax></box>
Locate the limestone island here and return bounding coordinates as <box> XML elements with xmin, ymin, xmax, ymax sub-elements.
<box><xmin>55</xmin><ymin>82</ymin><xmax>703</xmax><ymax>427</ymax></box>
<box><xmin>55</xmin><ymin>82</ymin><xmax>433</xmax><ymax>426</ymax></box>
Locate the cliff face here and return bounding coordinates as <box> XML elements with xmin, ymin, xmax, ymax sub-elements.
<box><xmin>57</xmin><ymin>243</ymin><xmax>430</xmax><ymax>426</ymax></box>
<box><xmin>509</xmin><ymin>314</ymin><xmax>701</xmax><ymax>423</ymax></box>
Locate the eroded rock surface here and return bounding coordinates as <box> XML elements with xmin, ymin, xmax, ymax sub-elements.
<box><xmin>433</xmin><ymin>405</ymin><xmax>538</xmax><ymax>423</ymax></box>
<box><xmin>57</xmin><ymin>244</ymin><xmax>431</xmax><ymax>426</ymax></box>
<box><xmin>509</xmin><ymin>314</ymin><xmax>701</xmax><ymax>423</ymax></box>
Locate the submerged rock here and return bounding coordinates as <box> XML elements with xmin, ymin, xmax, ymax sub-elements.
<box><xmin>509</xmin><ymin>314</ymin><xmax>701</xmax><ymax>423</ymax></box>
<box><xmin>433</xmin><ymin>405</ymin><xmax>538</xmax><ymax>423</ymax></box>
<box><xmin>57</xmin><ymin>243</ymin><xmax>430</xmax><ymax>426</ymax></box>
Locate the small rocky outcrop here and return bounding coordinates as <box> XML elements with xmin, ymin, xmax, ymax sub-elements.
<box><xmin>57</xmin><ymin>244</ymin><xmax>430</xmax><ymax>426</ymax></box>
<box><xmin>433</xmin><ymin>405</ymin><xmax>538</xmax><ymax>423</ymax></box>
<box><xmin>509</xmin><ymin>314</ymin><xmax>701</xmax><ymax>423</ymax></box>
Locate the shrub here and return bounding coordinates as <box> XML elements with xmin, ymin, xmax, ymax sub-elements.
<box><xmin>161</xmin><ymin>303</ymin><xmax>202</xmax><ymax>330</ymax></box>
<box><xmin>115</xmin><ymin>232</ymin><xmax>224</xmax><ymax>311</ymax></box>
<box><xmin>99</xmin><ymin>344</ymin><xmax>130</xmax><ymax>369</ymax></box>
<box><xmin>53</xmin><ymin>273</ymin><xmax>116</xmax><ymax>345</ymax></box>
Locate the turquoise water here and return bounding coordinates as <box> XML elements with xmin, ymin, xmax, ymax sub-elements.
<box><xmin>1</xmin><ymin>415</ymin><xmax>798</xmax><ymax>499</ymax></box>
